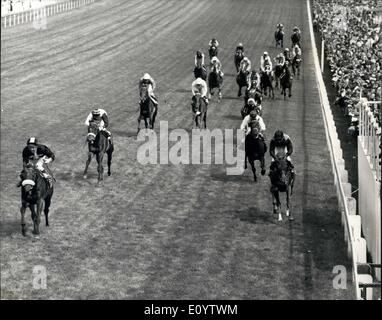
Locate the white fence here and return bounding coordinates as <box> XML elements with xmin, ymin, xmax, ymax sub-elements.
<box><xmin>2</xmin><ymin>0</ymin><xmax>96</xmax><ymax>28</ymax></box>
<box><xmin>358</xmin><ymin>99</ymin><xmax>381</xmax><ymax>284</ymax></box>
<box><xmin>307</xmin><ymin>0</ymin><xmax>375</xmax><ymax>299</ymax></box>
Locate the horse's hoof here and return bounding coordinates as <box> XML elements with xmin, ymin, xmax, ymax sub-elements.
<box><xmin>261</xmin><ymin>169</ymin><xmax>266</xmax><ymax>175</ymax></box>
<box><xmin>254</xmin><ymin>176</ymin><xmax>257</xmax><ymax>182</ymax></box>
<box><xmin>278</xmin><ymin>215</ymin><xmax>283</xmax><ymax>222</ymax></box>
<box><xmin>108</xmin><ymin>172</ymin><xmax>111</xmax><ymax>176</ymax></box>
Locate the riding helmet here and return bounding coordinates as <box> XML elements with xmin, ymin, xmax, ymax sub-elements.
<box><xmin>274</xmin><ymin>130</ymin><xmax>284</xmax><ymax>140</ymax></box>
<box><xmin>142</xmin><ymin>73</ymin><xmax>151</xmax><ymax>80</ymax></box>
<box><xmin>196</xmin><ymin>50</ymin><xmax>202</xmax><ymax>58</ymax></box>
<box><xmin>248</xmin><ymin>98</ymin><xmax>255</xmax><ymax>105</ymax></box>
<box><xmin>263</xmin><ymin>51</ymin><xmax>269</xmax><ymax>56</ymax></box>
<box><xmin>92</xmin><ymin>109</ymin><xmax>101</xmax><ymax>116</ymax></box>
<box><xmin>27</xmin><ymin>137</ymin><xmax>38</xmax><ymax>145</ymax></box>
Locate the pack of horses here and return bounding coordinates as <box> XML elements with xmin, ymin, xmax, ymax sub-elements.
<box><xmin>18</xmin><ymin>34</ymin><xmax>302</xmax><ymax>236</ymax></box>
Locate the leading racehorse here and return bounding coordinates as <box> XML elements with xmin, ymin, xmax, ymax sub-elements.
<box><xmin>244</xmin><ymin>123</ymin><xmax>267</xmax><ymax>182</ymax></box>
<box><xmin>275</xmin><ymin>29</ymin><xmax>284</xmax><ymax>47</ymax></box>
<box><xmin>137</xmin><ymin>84</ymin><xmax>158</xmax><ymax>132</ymax></box>
<box><xmin>83</xmin><ymin>122</ymin><xmax>114</xmax><ymax>183</ymax></box>
<box><xmin>269</xmin><ymin>155</ymin><xmax>295</xmax><ymax>221</ymax></box>
<box><xmin>208</xmin><ymin>64</ymin><xmax>223</xmax><ymax>102</ymax></box>
<box><xmin>292</xmin><ymin>55</ymin><xmax>302</xmax><ymax>79</ymax></box>
<box><xmin>19</xmin><ymin>162</ymin><xmax>53</xmax><ymax>236</ymax></box>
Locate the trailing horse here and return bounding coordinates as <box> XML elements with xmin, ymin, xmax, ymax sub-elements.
<box><xmin>260</xmin><ymin>67</ymin><xmax>274</xmax><ymax>99</ymax></box>
<box><xmin>244</xmin><ymin>124</ymin><xmax>267</xmax><ymax>182</ymax></box>
<box><xmin>194</xmin><ymin>65</ymin><xmax>207</xmax><ymax>81</ymax></box>
<box><xmin>236</xmin><ymin>69</ymin><xmax>250</xmax><ymax>97</ymax></box>
<box><xmin>19</xmin><ymin>162</ymin><xmax>53</xmax><ymax>236</ymax></box>
<box><xmin>191</xmin><ymin>94</ymin><xmax>208</xmax><ymax>129</ymax></box>
<box><xmin>269</xmin><ymin>155</ymin><xmax>295</xmax><ymax>221</ymax></box>
<box><xmin>279</xmin><ymin>66</ymin><xmax>293</xmax><ymax>99</ymax></box>
<box><xmin>234</xmin><ymin>51</ymin><xmax>244</xmax><ymax>72</ymax></box>
<box><xmin>83</xmin><ymin>122</ymin><xmax>114</xmax><ymax>183</ymax></box>
<box><xmin>274</xmin><ymin>29</ymin><xmax>284</xmax><ymax>47</ymax></box>
<box><xmin>208</xmin><ymin>65</ymin><xmax>223</xmax><ymax>102</ymax></box>
<box><xmin>137</xmin><ymin>84</ymin><xmax>158</xmax><ymax>132</ymax></box>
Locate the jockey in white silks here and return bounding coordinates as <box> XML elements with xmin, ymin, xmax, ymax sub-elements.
<box><xmin>84</xmin><ymin>108</ymin><xmax>112</xmax><ymax>141</ymax></box>
<box><xmin>292</xmin><ymin>43</ymin><xmax>302</xmax><ymax>59</ymax></box>
<box><xmin>260</xmin><ymin>52</ymin><xmax>273</xmax><ymax>72</ymax></box>
<box><xmin>275</xmin><ymin>53</ymin><xmax>286</xmax><ymax>66</ymax></box>
<box><xmin>239</xmin><ymin>57</ymin><xmax>252</xmax><ymax>86</ymax></box>
<box><xmin>138</xmin><ymin>73</ymin><xmax>158</xmax><ymax>107</ymax></box>
<box><xmin>240</xmin><ymin>109</ymin><xmax>266</xmax><ymax>136</ymax></box>
<box><xmin>191</xmin><ymin>77</ymin><xmax>208</xmax><ymax>115</ymax></box>
<box><xmin>195</xmin><ymin>50</ymin><xmax>205</xmax><ymax>68</ymax></box>
<box><xmin>210</xmin><ymin>56</ymin><xmax>224</xmax><ymax>77</ymax></box>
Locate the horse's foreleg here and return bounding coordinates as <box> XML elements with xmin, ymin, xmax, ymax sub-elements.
<box><xmin>84</xmin><ymin>152</ymin><xmax>93</xmax><ymax>178</ymax></box>
<box><xmin>203</xmin><ymin>112</ymin><xmax>207</xmax><ymax>129</ymax></box>
<box><xmin>249</xmin><ymin>160</ymin><xmax>257</xmax><ymax>182</ymax></box>
<box><xmin>32</xmin><ymin>201</ymin><xmax>42</xmax><ymax>235</ymax></box>
<box><xmin>107</xmin><ymin>149</ymin><xmax>113</xmax><ymax>176</ymax></box>
<box><xmin>97</xmin><ymin>153</ymin><xmax>104</xmax><ymax>182</ymax></box>
<box><xmin>137</xmin><ymin>116</ymin><xmax>142</xmax><ymax>134</ymax></box>
<box><xmin>44</xmin><ymin>196</ymin><xmax>51</xmax><ymax>227</ymax></box>
<box><xmin>20</xmin><ymin>204</ymin><xmax>27</xmax><ymax>236</ymax></box>
<box><xmin>238</xmin><ymin>86</ymin><xmax>242</xmax><ymax>97</ymax></box>
<box><xmin>260</xmin><ymin>157</ymin><xmax>266</xmax><ymax>175</ymax></box>
<box><xmin>275</xmin><ymin>191</ymin><xmax>282</xmax><ymax>221</ymax></box>
<box><xmin>144</xmin><ymin>118</ymin><xmax>148</xmax><ymax>130</ymax></box>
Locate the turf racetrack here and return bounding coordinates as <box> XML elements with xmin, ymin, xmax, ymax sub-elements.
<box><xmin>1</xmin><ymin>0</ymin><xmax>354</xmax><ymax>299</ymax></box>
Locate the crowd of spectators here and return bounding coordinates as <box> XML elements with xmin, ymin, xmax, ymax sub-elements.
<box><xmin>313</xmin><ymin>0</ymin><xmax>381</xmax><ymax>133</ymax></box>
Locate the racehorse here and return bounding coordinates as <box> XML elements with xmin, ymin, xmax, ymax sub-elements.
<box><xmin>244</xmin><ymin>123</ymin><xmax>267</xmax><ymax>182</ymax></box>
<box><xmin>244</xmin><ymin>85</ymin><xmax>262</xmax><ymax>106</ymax></box>
<box><xmin>234</xmin><ymin>51</ymin><xmax>244</xmax><ymax>72</ymax></box>
<box><xmin>208</xmin><ymin>64</ymin><xmax>223</xmax><ymax>102</ymax></box>
<box><xmin>137</xmin><ymin>84</ymin><xmax>158</xmax><ymax>132</ymax></box>
<box><xmin>191</xmin><ymin>94</ymin><xmax>208</xmax><ymax>129</ymax></box>
<box><xmin>83</xmin><ymin>122</ymin><xmax>114</xmax><ymax>183</ymax></box>
<box><xmin>291</xmin><ymin>33</ymin><xmax>301</xmax><ymax>48</ymax></box>
<box><xmin>273</xmin><ymin>64</ymin><xmax>284</xmax><ymax>89</ymax></box>
<box><xmin>269</xmin><ymin>154</ymin><xmax>295</xmax><ymax>221</ymax></box>
<box><xmin>275</xmin><ymin>29</ymin><xmax>284</xmax><ymax>47</ymax></box>
<box><xmin>260</xmin><ymin>66</ymin><xmax>274</xmax><ymax>99</ymax></box>
<box><xmin>19</xmin><ymin>162</ymin><xmax>53</xmax><ymax>236</ymax></box>
<box><xmin>236</xmin><ymin>69</ymin><xmax>250</xmax><ymax>97</ymax></box>
<box><xmin>292</xmin><ymin>55</ymin><xmax>302</xmax><ymax>79</ymax></box>
<box><xmin>208</xmin><ymin>46</ymin><xmax>218</xmax><ymax>61</ymax></box>
<box><xmin>279</xmin><ymin>66</ymin><xmax>293</xmax><ymax>99</ymax></box>
<box><xmin>194</xmin><ymin>65</ymin><xmax>207</xmax><ymax>81</ymax></box>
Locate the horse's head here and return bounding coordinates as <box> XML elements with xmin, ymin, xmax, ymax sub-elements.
<box><xmin>140</xmin><ymin>83</ymin><xmax>149</xmax><ymax>100</ymax></box>
<box><xmin>274</xmin><ymin>155</ymin><xmax>289</xmax><ymax>185</ymax></box>
<box><xmin>249</xmin><ymin>121</ymin><xmax>260</xmax><ymax>138</ymax></box>
<box><xmin>87</xmin><ymin>122</ymin><xmax>99</xmax><ymax>144</ymax></box>
<box><xmin>20</xmin><ymin>164</ymin><xmax>37</xmax><ymax>193</ymax></box>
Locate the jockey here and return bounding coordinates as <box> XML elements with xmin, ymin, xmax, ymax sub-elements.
<box><xmin>209</xmin><ymin>38</ymin><xmax>219</xmax><ymax>48</ymax></box>
<box><xmin>240</xmin><ymin>109</ymin><xmax>266</xmax><ymax>136</ymax></box>
<box><xmin>195</xmin><ymin>50</ymin><xmax>205</xmax><ymax>68</ymax></box>
<box><xmin>85</xmin><ymin>108</ymin><xmax>112</xmax><ymax>142</ymax></box>
<box><xmin>235</xmin><ymin>42</ymin><xmax>244</xmax><ymax>54</ymax></box>
<box><xmin>276</xmin><ymin>23</ymin><xmax>284</xmax><ymax>32</ymax></box>
<box><xmin>291</xmin><ymin>26</ymin><xmax>301</xmax><ymax>46</ymax></box>
<box><xmin>292</xmin><ymin>43</ymin><xmax>302</xmax><ymax>60</ymax></box>
<box><xmin>239</xmin><ymin>56</ymin><xmax>252</xmax><ymax>85</ymax></box>
<box><xmin>269</xmin><ymin>130</ymin><xmax>295</xmax><ymax>175</ymax></box>
<box><xmin>283</xmin><ymin>48</ymin><xmax>292</xmax><ymax>66</ymax></box>
<box><xmin>249</xmin><ymin>71</ymin><xmax>261</xmax><ymax>90</ymax></box>
<box><xmin>139</xmin><ymin>73</ymin><xmax>158</xmax><ymax>107</ymax></box>
<box><xmin>275</xmin><ymin>53</ymin><xmax>286</xmax><ymax>66</ymax></box>
<box><xmin>210</xmin><ymin>56</ymin><xmax>224</xmax><ymax>77</ymax></box>
<box><xmin>19</xmin><ymin>137</ymin><xmax>55</xmax><ymax>187</ymax></box>
<box><xmin>191</xmin><ymin>77</ymin><xmax>208</xmax><ymax>115</ymax></box>
<box><xmin>260</xmin><ymin>52</ymin><xmax>273</xmax><ymax>73</ymax></box>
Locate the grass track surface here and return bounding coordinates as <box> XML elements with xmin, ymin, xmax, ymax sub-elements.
<box><xmin>1</xmin><ymin>0</ymin><xmax>353</xmax><ymax>299</ymax></box>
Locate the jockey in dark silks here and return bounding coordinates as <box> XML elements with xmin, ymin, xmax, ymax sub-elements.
<box><xmin>208</xmin><ymin>38</ymin><xmax>219</xmax><ymax>60</ymax></box>
<box><xmin>18</xmin><ymin>137</ymin><xmax>55</xmax><ymax>187</ymax></box>
<box><xmin>85</xmin><ymin>108</ymin><xmax>113</xmax><ymax>143</ymax></box>
<box><xmin>291</xmin><ymin>26</ymin><xmax>301</xmax><ymax>47</ymax></box>
<box><xmin>139</xmin><ymin>73</ymin><xmax>158</xmax><ymax>107</ymax></box>
<box><xmin>269</xmin><ymin>130</ymin><xmax>295</xmax><ymax>176</ymax></box>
